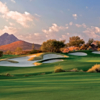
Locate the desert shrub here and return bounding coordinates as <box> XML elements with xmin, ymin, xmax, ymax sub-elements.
<box><xmin>34</xmin><ymin>62</ymin><xmax>42</xmax><ymax>66</ymax></box>
<box><xmin>97</xmin><ymin>48</ymin><xmax>100</xmax><ymax>51</ymax></box>
<box><xmin>0</xmin><ymin>51</ymin><xmax>3</xmax><ymax>57</ymax></box>
<box><xmin>5</xmin><ymin>50</ymin><xmax>12</xmax><ymax>55</ymax></box>
<box><xmin>29</xmin><ymin>50</ymin><xmax>42</xmax><ymax>54</ymax></box>
<box><xmin>70</xmin><ymin>68</ymin><xmax>79</xmax><ymax>72</ymax></box>
<box><xmin>60</xmin><ymin>48</ymin><xmax>70</xmax><ymax>53</ymax></box>
<box><xmin>6</xmin><ymin>73</ymin><xmax>11</xmax><ymax>76</ymax></box>
<box><xmin>54</xmin><ymin>66</ymin><xmax>65</xmax><ymax>73</ymax></box>
<box><xmin>87</xmin><ymin>64</ymin><xmax>100</xmax><ymax>73</ymax></box>
<box><xmin>79</xmin><ymin>69</ymin><xmax>84</xmax><ymax>72</ymax></box>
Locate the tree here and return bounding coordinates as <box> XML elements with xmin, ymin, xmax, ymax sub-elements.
<box><xmin>15</xmin><ymin>47</ymin><xmax>22</xmax><ymax>52</ymax></box>
<box><xmin>67</xmin><ymin>36</ymin><xmax>85</xmax><ymax>47</ymax></box>
<box><xmin>96</xmin><ymin>41</ymin><xmax>100</xmax><ymax>48</ymax></box>
<box><xmin>32</xmin><ymin>43</ymin><xmax>35</xmax><ymax>50</ymax></box>
<box><xmin>41</xmin><ymin>39</ymin><xmax>65</xmax><ymax>52</ymax></box>
<box><xmin>87</xmin><ymin>38</ymin><xmax>94</xmax><ymax>45</ymax></box>
<box><xmin>0</xmin><ymin>51</ymin><xmax>3</xmax><ymax>57</ymax></box>
<box><xmin>5</xmin><ymin>50</ymin><xmax>12</xmax><ymax>55</ymax></box>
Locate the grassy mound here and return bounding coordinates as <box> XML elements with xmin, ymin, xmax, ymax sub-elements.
<box><xmin>34</xmin><ymin>62</ymin><xmax>42</xmax><ymax>66</ymax></box>
<box><xmin>28</xmin><ymin>53</ymin><xmax>44</xmax><ymax>61</ymax></box>
<box><xmin>6</xmin><ymin>59</ymin><xmax>19</xmax><ymax>63</ymax></box>
<box><xmin>54</xmin><ymin>65</ymin><xmax>65</xmax><ymax>73</ymax></box>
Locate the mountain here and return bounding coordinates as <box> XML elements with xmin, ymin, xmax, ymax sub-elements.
<box><xmin>0</xmin><ymin>40</ymin><xmax>41</xmax><ymax>51</ymax></box>
<box><xmin>0</xmin><ymin>33</ymin><xmax>19</xmax><ymax>46</ymax></box>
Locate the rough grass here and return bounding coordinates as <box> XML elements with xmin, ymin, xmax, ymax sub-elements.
<box><xmin>87</xmin><ymin>64</ymin><xmax>100</xmax><ymax>72</ymax></box>
<box><xmin>34</xmin><ymin>62</ymin><xmax>42</xmax><ymax>66</ymax></box>
<box><xmin>28</xmin><ymin>53</ymin><xmax>44</xmax><ymax>61</ymax></box>
<box><xmin>54</xmin><ymin>65</ymin><xmax>65</xmax><ymax>73</ymax></box>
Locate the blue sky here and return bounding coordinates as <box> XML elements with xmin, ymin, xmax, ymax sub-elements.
<box><xmin>0</xmin><ymin>0</ymin><xmax>100</xmax><ymax>44</ymax></box>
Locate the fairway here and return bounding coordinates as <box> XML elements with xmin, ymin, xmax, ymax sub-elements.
<box><xmin>1</xmin><ymin>51</ymin><xmax>100</xmax><ymax>100</ymax></box>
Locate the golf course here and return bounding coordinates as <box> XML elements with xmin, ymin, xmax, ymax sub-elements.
<box><xmin>0</xmin><ymin>50</ymin><xmax>100</xmax><ymax>100</ymax></box>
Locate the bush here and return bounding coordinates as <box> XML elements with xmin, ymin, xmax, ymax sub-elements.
<box><xmin>97</xmin><ymin>48</ymin><xmax>100</xmax><ymax>51</ymax></box>
<box><xmin>0</xmin><ymin>51</ymin><xmax>3</xmax><ymax>57</ymax></box>
<box><xmin>41</xmin><ymin>39</ymin><xmax>65</xmax><ymax>52</ymax></box>
<box><xmin>6</xmin><ymin>73</ymin><xmax>11</xmax><ymax>76</ymax></box>
<box><xmin>29</xmin><ymin>50</ymin><xmax>42</xmax><ymax>54</ymax></box>
<box><xmin>70</xmin><ymin>68</ymin><xmax>79</xmax><ymax>72</ymax></box>
<box><xmin>54</xmin><ymin>66</ymin><xmax>65</xmax><ymax>73</ymax></box>
<box><xmin>87</xmin><ymin>64</ymin><xmax>100</xmax><ymax>73</ymax></box>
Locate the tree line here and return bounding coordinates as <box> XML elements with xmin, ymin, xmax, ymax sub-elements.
<box><xmin>1</xmin><ymin>36</ymin><xmax>100</xmax><ymax>57</ymax></box>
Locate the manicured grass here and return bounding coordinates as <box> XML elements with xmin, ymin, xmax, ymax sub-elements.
<box><xmin>0</xmin><ymin>51</ymin><xmax>100</xmax><ymax>100</ymax></box>
<box><xmin>0</xmin><ymin>55</ymin><xmax>18</xmax><ymax>59</ymax></box>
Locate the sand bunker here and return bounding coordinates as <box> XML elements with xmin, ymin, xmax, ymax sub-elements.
<box><xmin>0</xmin><ymin>53</ymin><xmax>66</xmax><ymax>67</ymax></box>
<box><xmin>43</xmin><ymin>59</ymin><xmax>63</xmax><ymax>63</ymax></box>
<box><xmin>68</xmin><ymin>52</ymin><xmax>87</xmax><ymax>56</ymax></box>
<box><xmin>92</xmin><ymin>51</ymin><xmax>100</xmax><ymax>54</ymax></box>
<box><xmin>43</xmin><ymin>54</ymin><xmax>65</xmax><ymax>60</ymax></box>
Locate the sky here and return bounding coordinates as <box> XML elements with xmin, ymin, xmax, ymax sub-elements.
<box><xmin>0</xmin><ymin>0</ymin><xmax>100</xmax><ymax>44</ymax></box>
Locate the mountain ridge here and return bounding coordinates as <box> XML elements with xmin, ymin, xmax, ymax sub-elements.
<box><xmin>0</xmin><ymin>33</ymin><xmax>19</xmax><ymax>46</ymax></box>
<box><xmin>0</xmin><ymin>33</ymin><xmax>41</xmax><ymax>51</ymax></box>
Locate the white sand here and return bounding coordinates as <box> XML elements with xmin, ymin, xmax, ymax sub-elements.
<box><xmin>68</xmin><ymin>52</ymin><xmax>87</xmax><ymax>56</ymax></box>
<box><xmin>0</xmin><ymin>53</ymin><xmax>65</xmax><ymax>67</ymax></box>
<box><xmin>43</xmin><ymin>54</ymin><xmax>64</xmax><ymax>60</ymax></box>
<box><xmin>92</xmin><ymin>51</ymin><xmax>100</xmax><ymax>54</ymax></box>
<box><xmin>43</xmin><ymin>59</ymin><xmax>63</xmax><ymax>63</ymax></box>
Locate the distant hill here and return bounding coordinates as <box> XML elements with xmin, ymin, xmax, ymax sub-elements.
<box><xmin>0</xmin><ymin>40</ymin><xmax>41</xmax><ymax>52</ymax></box>
<box><xmin>0</xmin><ymin>33</ymin><xmax>19</xmax><ymax>46</ymax></box>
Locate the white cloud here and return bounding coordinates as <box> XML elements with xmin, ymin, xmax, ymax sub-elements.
<box><xmin>83</xmin><ymin>26</ymin><xmax>100</xmax><ymax>38</ymax></box>
<box><xmin>42</xmin><ymin>23</ymin><xmax>68</xmax><ymax>34</ymax></box>
<box><xmin>0</xmin><ymin>1</ymin><xmax>36</xmax><ymax>27</ymax></box>
<box><xmin>0</xmin><ymin>26</ymin><xmax>17</xmax><ymax>35</ymax></box>
<box><xmin>35</xmin><ymin>13</ymin><xmax>41</xmax><ymax>17</ymax></box>
<box><xmin>82</xmin><ymin>23</ymin><xmax>87</xmax><ymax>28</ymax></box>
<box><xmin>75</xmin><ymin>24</ymin><xmax>81</xmax><ymax>28</ymax></box>
<box><xmin>86</xmin><ymin>6</ymin><xmax>88</xmax><ymax>9</ymax></box>
<box><xmin>9</xmin><ymin>22</ymin><xmax>15</xmax><ymax>26</ymax></box>
<box><xmin>75</xmin><ymin>23</ymin><xmax>87</xmax><ymax>28</ymax></box>
<box><xmin>0</xmin><ymin>2</ymin><xmax>9</xmax><ymax>14</ymax></box>
<box><xmin>11</xmin><ymin>0</ymin><xmax>16</xmax><ymax>3</ymax></box>
<box><xmin>72</xmin><ymin>14</ymin><xmax>77</xmax><ymax>19</ymax></box>
<box><xmin>69</xmin><ymin>22</ymin><xmax>73</xmax><ymax>26</ymax></box>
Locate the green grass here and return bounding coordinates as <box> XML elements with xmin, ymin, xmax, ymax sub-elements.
<box><xmin>0</xmin><ymin>55</ymin><xmax>18</xmax><ymax>59</ymax></box>
<box><xmin>0</xmin><ymin>51</ymin><xmax>100</xmax><ymax>100</ymax></box>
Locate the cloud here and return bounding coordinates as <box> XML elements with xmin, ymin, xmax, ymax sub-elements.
<box><xmin>75</xmin><ymin>24</ymin><xmax>81</xmax><ymax>28</ymax></box>
<box><xmin>11</xmin><ymin>0</ymin><xmax>16</xmax><ymax>3</ymax></box>
<box><xmin>19</xmin><ymin>33</ymin><xmax>46</xmax><ymax>44</ymax></box>
<box><xmin>75</xmin><ymin>23</ymin><xmax>87</xmax><ymax>28</ymax></box>
<box><xmin>72</xmin><ymin>14</ymin><xmax>77</xmax><ymax>19</ymax></box>
<box><xmin>69</xmin><ymin>22</ymin><xmax>73</xmax><ymax>26</ymax></box>
<box><xmin>0</xmin><ymin>26</ymin><xmax>17</xmax><ymax>35</ymax></box>
<box><xmin>42</xmin><ymin>23</ymin><xmax>68</xmax><ymax>34</ymax></box>
<box><xmin>0</xmin><ymin>1</ymin><xmax>36</xmax><ymax>27</ymax></box>
<box><xmin>20</xmin><ymin>23</ymin><xmax>70</xmax><ymax>44</ymax></box>
<box><xmin>43</xmin><ymin>23</ymin><xmax>68</xmax><ymax>34</ymax></box>
<box><xmin>9</xmin><ymin>22</ymin><xmax>15</xmax><ymax>26</ymax></box>
<box><xmin>83</xmin><ymin>26</ymin><xmax>100</xmax><ymax>38</ymax></box>
<box><xmin>35</xmin><ymin>14</ymin><xmax>41</xmax><ymax>17</ymax></box>
<box><xmin>86</xmin><ymin>6</ymin><xmax>88</xmax><ymax>9</ymax></box>
<box><xmin>0</xmin><ymin>2</ymin><xmax>9</xmax><ymax>14</ymax></box>
<box><xmin>42</xmin><ymin>23</ymin><xmax>70</xmax><ymax>42</ymax></box>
